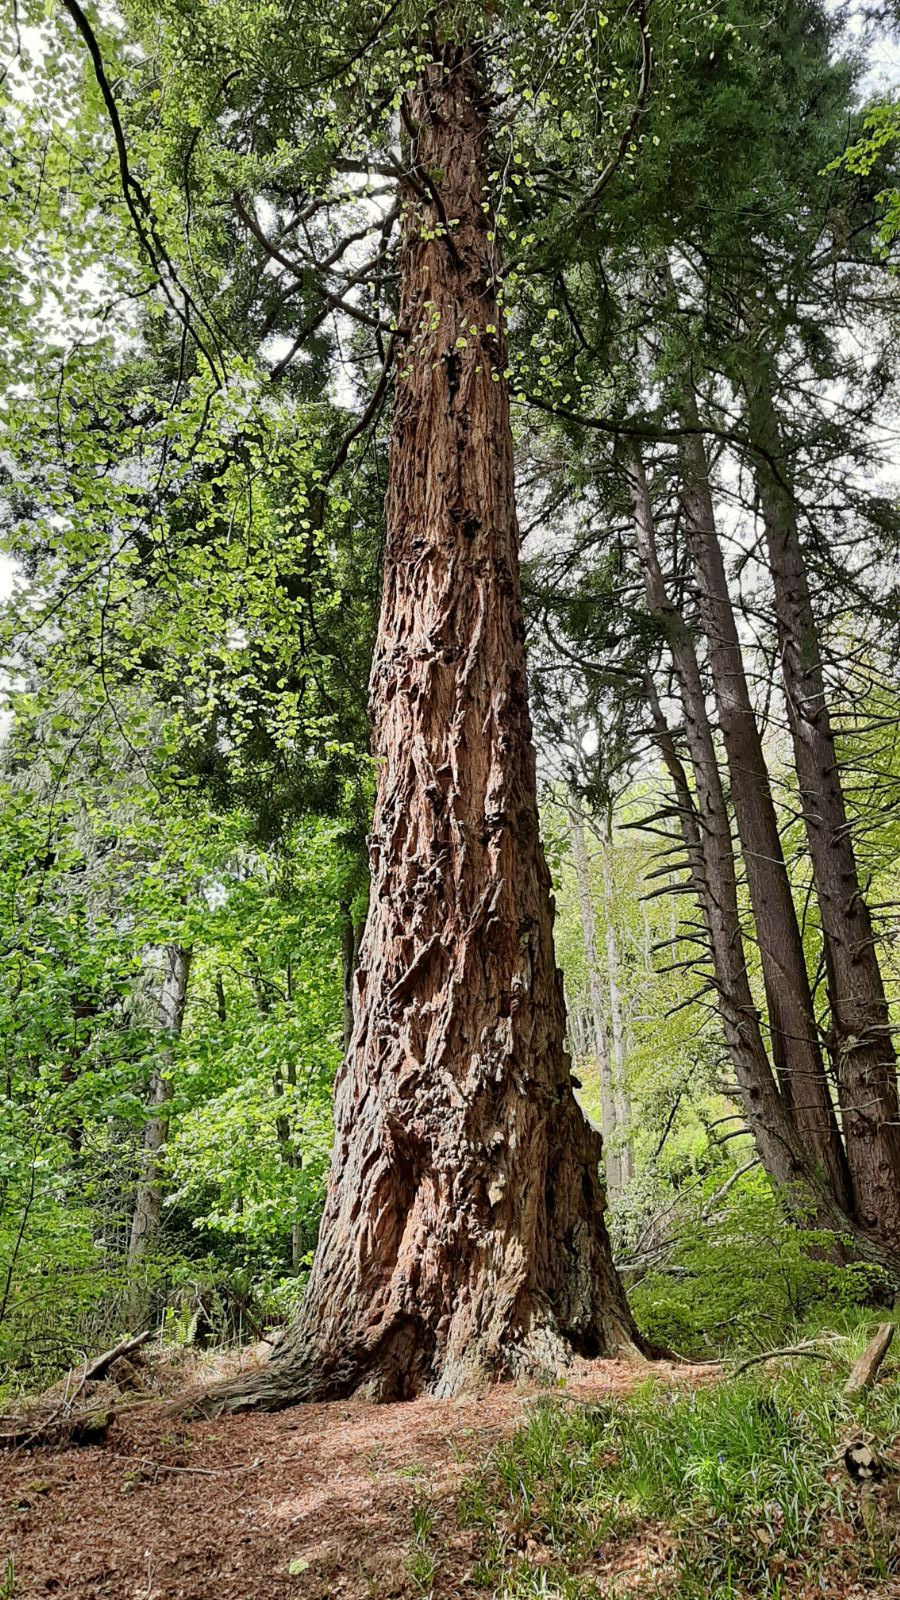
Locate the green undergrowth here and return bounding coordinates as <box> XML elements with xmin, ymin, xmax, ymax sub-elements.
<box><xmin>622</xmin><ymin>1173</ymin><xmax>893</xmax><ymax>1359</ymax></box>
<box><xmin>457</xmin><ymin>1321</ymin><xmax>900</xmax><ymax>1598</ymax></box>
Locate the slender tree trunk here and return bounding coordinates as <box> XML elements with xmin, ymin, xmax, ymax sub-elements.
<box><xmin>208</xmin><ymin>43</ymin><xmax>639</xmax><ymax>1411</ymax></box>
<box><xmin>129</xmin><ymin>944</ymin><xmax>192</xmax><ymax>1266</ymax></box>
<box><xmin>624</xmin><ymin>447</ymin><xmax>848</xmax><ymax>1218</ymax></box>
<box><xmin>626</xmin><ymin>448</ymin><xmax>800</xmax><ymax>1187</ymax></box>
<box><xmin>272</xmin><ymin>1061</ymin><xmax>304</xmax><ymax>1272</ymax></box>
<box><xmin>60</xmin><ymin>997</ymin><xmax>99</xmax><ymax>1155</ymax></box>
<box><xmin>253</xmin><ymin>967</ymin><xmax>306</xmax><ymax>1271</ymax></box>
<box><xmin>340</xmin><ymin>901</ymin><xmax>365</xmax><ymax>1054</ymax></box>
<box><xmin>675</xmin><ymin>385</ymin><xmax>850</xmax><ymax>1209</ymax></box>
<box><xmin>340</xmin><ymin>905</ymin><xmax>356</xmax><ymax>1054</ymax></box>
<box><xmin>568</xmin><ymin>805</ymin><xmax>620</xmax><ymax>1192</ymax></box>
<box><xmin>566</xmin><ymin>1001</ymin><xmax>592</xmax><ymax>1061</ymax></box>
<box><xmin>745</xmin><ymin>371</ymin><xmax>900</xmax><ymax>1248</ymax></box>
<box><xmin>641</xmin><ymin>904</ymin><xmax>652</xmax><ymax>977</ymax></box>
<box><xmin>601</xmin><ymin>811</ymin><xmax>633</xmax><ymax>1185</ymax></box>
<box><xmin>633</xmin><ymin>451</ymin><xmax>900</xmax><ymax>1274</ymax></box>
<box><xmin>641</xmin><ymin>671</ymin><xmax>824</xmax><ymax>1198</ymax></box>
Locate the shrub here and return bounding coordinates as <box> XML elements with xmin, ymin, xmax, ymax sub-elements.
<box><xmin>627</xmin><ymin>1170</ymin><xmax>890</xmax><ymax>1357</ymax></box>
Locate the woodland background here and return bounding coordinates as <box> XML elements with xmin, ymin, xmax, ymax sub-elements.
<box><xmin>1</xmin><ymin>0</ymin><xmax>900</xmax><ymax>1401</ymax></box>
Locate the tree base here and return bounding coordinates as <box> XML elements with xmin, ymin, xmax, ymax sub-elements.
<box><xmin>190</xmin><ymin>1309</ymin><xmax>649</xmax><ymax>1417</ymax></box>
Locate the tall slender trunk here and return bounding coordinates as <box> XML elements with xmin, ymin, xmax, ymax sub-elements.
<box><xmin>273</xmin><ymin>1060</ymin><xmax>304</xmax><ymax>1271</ymax></box>
<box><xmin>601</xmin><ymin>811</ymin><xmax>633</xmax><ymax>1185</ymax></box>
<box><xmin>129</xmin><ymin>944</ymin><xmax>192</xmax><ymax>1267</ymax></box>
<box><xmin>340</xmin><ymin>901</ymin><xmax>365</xmax><ymax>1054</ymax></box>
<box><xmin>568</xmin><ymin>805</ymin><xmax>620</xmax><ymax>1192</ymax></box>
<box><xmin>745</xmin><ymin>370</ymin><xmax>900</xmax><ymax>1248</ymax></box>
<box><xmin>675</xmin><ymin>385</ymin><xmax>850</xmax><ymax>1209</ymax></box>
<box><xmin>211</xmin><ymin>43</ymin><xmax>639</xmax><ymax>1411</ymax></box>
<box><xmin>566</xmin><ymin>1000</ymin><xmax>593</xmax><ymax>1061</ymax></box>
<box><xmin>60</xmin><ymin>997</ymin><xmax>99</xmax><ymax>1155</ymax></box>
<box><xmin>623</xmin><ymin>445</ymin><xmax>844</xmax><ymax>1210</ymax></box>
<box><xmin>641</xmin><ymin>670</ymin><xmax>825</xmax><ymax>1200</ymax></box>
<box><xmin>253</xmin><ymin>967</ymin><xmax>305</xmax><ymax>1271</ymax></box>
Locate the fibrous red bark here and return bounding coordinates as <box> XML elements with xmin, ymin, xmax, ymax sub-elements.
<box><xmin>207</xmin><ymin>42</ymin><xmax>640</xmax><ymax>1411</ymax></box>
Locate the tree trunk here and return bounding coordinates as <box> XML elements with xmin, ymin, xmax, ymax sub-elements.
<box><xmin>273</xmin><ymin>1060</ymin><xmax>304</xmax><ymax>1272</ymax></box>
<box><xmin>633</xmin><ymin>451</ymin><xmax>900</xmax><ymax>1276</ymax></box>
<box><xmin>340</xmin><ymin>900</ymin><xmax>365</xmax><ymax>1054</ymax></box>
<box><xmin>60</xmin><ymin>997</ymin><xmax>99</xmax><ymax>1155</ymax></box>
<box><xmin>128</xmin><ymin>944</ymin><xmax>192</xmax><ymax>1265</ymax></box>
<box><xmin>745</xmin><ymin>370</ymin><xmax>900</xmax><ymax>1248</ymax></box>
<box><xmin>568</xmin><ymin>805</ymin><xmax>620</xmax><ymax>1192</ymax></box>
<box><xmin>566</xmin><ymin>1000</ymin><xmax>593</xmax><ymax>1061</ymax></box>
<box><xmin>208</xmin><ymin>43</ymin><xmax>639</xmax><ymax>1411</ymax></box>
<box><xmin>624</xmin><ymin>447</ymin><xmax>840</xmax><ymax>1204</ymax></box>
<box><xmin>675</xmin><ymin>385</ymin><xmax>850</xmax><ymax>1210</ymax></box>
<box><xmin>253</xmin><ymin>966</ymin><xmax>306</xmax><ymax>1271</ymax></box>
<box><xmin>601</xmin><ymin>811</ymin><xmax>633</xmax><ymax>1185</ymax></box>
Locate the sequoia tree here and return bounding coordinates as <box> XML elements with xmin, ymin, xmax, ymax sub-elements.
<box><xmin>9</xmin><ymin>0</ymin><xmax>668</xmax><ymax>1405</ymax></box>
<box><xmin>200</xmin><ymin>38</ymin><xmax>642</xmax><ymax>1408</ymax></box>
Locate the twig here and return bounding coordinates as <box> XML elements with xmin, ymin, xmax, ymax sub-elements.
<box><xmin>729</xmin><ymin>1339</ymin><xmax>844</xmax><ymax>1378</ymax></box>
<box><xmin>325</xmin><ymin>331</ymin><xmax>398</xmax><ymax>482</ymax></box>
<box><xmin>60</xmin><ymin>0</ymin><xmax>224</xmax><ymax>384</ymax></box>
<box><xmin>120</xmin><ymin>1453</ymin><xmax>264</xmax><ymax>1478</ymax></box>
<box><xmin>579</xmin><ymin>0</ymin><xmax>653</xmax><ymax>212</ymax></box>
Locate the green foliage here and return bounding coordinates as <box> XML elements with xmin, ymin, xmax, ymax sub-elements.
<box><xmin>0</xmin><ymin>767</ymin><xmax>348</xmax><ymax>1391</ymax></box>
<box><xmin>628</xmin><ymin>1171</ymin><xmax>891</xmax><ymax>1358</ymax></box>
<box><xmin>460</xmin><ymin>1341</ymin><xmax>900</xmax><ymax>1596</ymax></box>
<box><xmin>832</xmin><ymin>99</ymin><xmax>900</xmax><ymax>255</ymax></box>
<box><xmin>406</xmin><ymin>1489</ymin><xmax>438</xmax><ymax>1594</ymax></box>
<box><xmin>548</xmin><ymin>791</ymin><xmax>731</xmax><ymax>1195</ymax></box>
<box><xmin>161</xmin><ymin>818</ymin><xmax>346</xmax><ymax>1280</ymax></box>
<box><xmin>0</xmin><ymin>0</ymin><xmax>898</xmax><ymax>1423</ymax></box>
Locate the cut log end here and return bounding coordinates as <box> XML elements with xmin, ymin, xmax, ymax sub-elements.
<box><xmin>844</xmin><ymin>1322</ymin><xmax>895</xmax><ymax>1397</ymax></box>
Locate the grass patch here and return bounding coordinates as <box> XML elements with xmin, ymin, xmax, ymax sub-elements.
<box><xmin>459</xmin><ymin>1326</ymin><xmax>900</xmax><ymax>1597</ymax></box>
<box><xmin>406</xmin><ymin>1486</ymin><xmax>438</xmax><ymax>1595</ymax></box>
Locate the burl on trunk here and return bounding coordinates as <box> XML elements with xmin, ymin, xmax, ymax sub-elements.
<box><xmin>214</xmin><ymin>43</ymin><xmax>639</xmax><ymax>1409</ymax></box>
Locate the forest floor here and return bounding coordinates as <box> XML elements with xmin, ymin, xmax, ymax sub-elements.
<box><xmin>0</xmin><ymin>1353</ymin><xmax>708</xmax><ymax>1600</ymax></box>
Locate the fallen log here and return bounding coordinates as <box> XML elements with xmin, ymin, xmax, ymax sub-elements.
<box><xmin>79</xmin><ymin>1330</ymin><xmax>153</xmax><ymax>1386</ymax></box>
<box><xmin>0</xmin><ymin>1391</ymin><xmax>117</xmax><ymax>1450</ymax></box>
<box><xmin>0</xmin><ymin>1331</ymin><xmax>152</xmax><ymax>1450</ymax></box>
